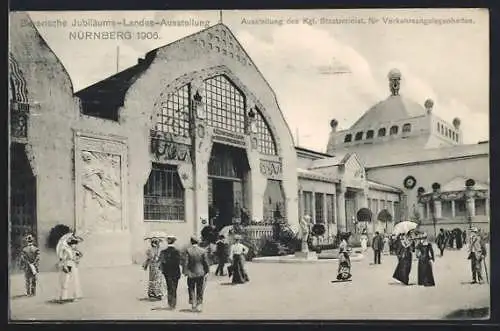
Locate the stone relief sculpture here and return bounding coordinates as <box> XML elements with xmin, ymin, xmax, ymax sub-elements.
<box><xmin>299</xmin><ymin>215</ymin><xmax>311</xmax><ymax>253</ymax></box>
<box><xmin>81</xmin><ymin>151</ymin><xmax>122</xmax><ymax>232</ymax></box>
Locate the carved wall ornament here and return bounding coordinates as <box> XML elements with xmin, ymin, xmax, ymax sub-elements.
<box><xmin>150</xmin><ymin>130</ymin><xmax>192</xmax><ymax>163</ymax></box>
<box><xmin>259</xmin><ymin>159</ymin><xmax>283</xmax><ymax>179</ymax></box>
<box><xmin>197</xmin><ymin>124</ymin><xmax>206</xmax><ymax>139</ymax></box>
<box><xmin>251</xmin><ymin>137</ymin><xmax>258</xmax><ymax>150</ymax></box>
<box><xmin>80</xmin><ymin>150</ymin><xmax>122</xmax><ymax>232</ymax></box>
<box><xmin>403</xmin><ymin>176</ymin><xmax>417</xmax><ymax>189</ymax></box>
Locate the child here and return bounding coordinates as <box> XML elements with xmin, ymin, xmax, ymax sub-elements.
<box><xmin>20</xmin><ymin>234</ymin><xmax>40</xmax><ymax>296</ymax></box>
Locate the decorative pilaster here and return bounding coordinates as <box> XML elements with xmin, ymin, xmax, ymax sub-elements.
<box><xmin>451</xmin><ymin>200</ymin><xmax>456</xmax><ymax>218</ymax></box>
<box><xmin>337</xmin><ymin>185</ymin><xmax>347</xmax><ymax>233</ymax></box>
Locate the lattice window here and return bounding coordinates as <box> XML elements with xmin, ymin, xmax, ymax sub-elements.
<box><xmin>355</xmin><ymin>132</ymin><xmax>363</xmax><ymax>141</ymax></box>
<box><xmin>366</xmin><ymin>130</ymin><xmax>374</xmax><ymax>139</ymax></box>
<box><xmin>390</xmin><ymin>125</ymin><xmax>399</xmax><ymax>135</ymax></box>
<box><xmin>402</xmin><ymin>123</ymin><xmax>411</xmax><ymax>133</ymax></box>
<box><xmin>378</xmin><ymin>128</ymin><xmax>386</xmax><ymax>137</ymax></box>
<box><xmin>144</xmin><ymin>163</ymin><xmax>185</xmax><ymax>221</ymax></box>
<box><xmin>344</xmin><ymin>134</ymin><xmax>352</xmax><ymax>142</ymax></box>
<box><xmin>326</xmin><ymin>194</ymin><xmax>335</xmax><ymax>223</ymax></box>
<box><xmin>315</xmin><ymin>192</ymin><xmax>324</xmax><ymax>223</ymax></box>
<box><xmin>255</xmin><ymin>109</ymin><xmax>277</xmax><ymax>155</ymax></box>
<box><xmin>203</xmin><ymin>75</ymin><xmax>246</xmax><ymax>134</ymax></box>
<box><xmin>155</xmin><ymin>84</ymin><xmax>191</xmax><ymax>138</ymax></box>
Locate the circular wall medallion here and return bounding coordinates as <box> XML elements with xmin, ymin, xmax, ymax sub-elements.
<box><xmin>197</xmin><ymin>125</ymin><xmax>205</xmax><ymax>139</ymax></box>
<box><xmin>403</xmin><ymin>176</ymin><xmax>417</xmax><ymax>189</ymax></box>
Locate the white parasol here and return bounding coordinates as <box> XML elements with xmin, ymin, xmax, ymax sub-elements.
<box><xmin>144</xmin><ymin>231</ymin><xmax>169</xmax><ymax>240</ymax></box>
<box><xmin>392</xmin><ymin>221</ymin><xmax>418</xmax><ymax>235</ymax></box>
<box><xmin>219</xmin><ymin>225</ymin><xmax>234</xmax><ymax>239</ymax></box>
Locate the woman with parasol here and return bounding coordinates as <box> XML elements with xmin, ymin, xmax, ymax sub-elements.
<box><xmin>392</xmin><ymin>234</ymin><xmax>413</xmax><ymax>286</ymax></box>
<box><xmin>336</xmin><ymin>232</ymin><xmax>352</xmax><ymax>281</ymax></box>
<box><xmin>57</xmin><ymin>232</ymin><xmax>84</xmax><ymax>303</ymax></box>
<box><xmin>143</xmin><ymin>232</ymin><xmax>167</xmax><ymax>300</ymax></box>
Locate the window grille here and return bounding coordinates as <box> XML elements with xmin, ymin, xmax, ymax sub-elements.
<box><xmin>155</xmin><ymin>84</ymin><xmax>191</xmax><ymax>138</ymax></box>
<box><xmin>144</xmin><ymin>163</ymin><xmax>185</xmax><ymax>221</ymax></box>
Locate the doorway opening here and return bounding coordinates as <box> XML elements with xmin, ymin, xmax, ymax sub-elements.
<box><xmin>208</xmin><ymin>143</ymin><xmax>249</xmax><ymax>231</ymax></box>
<box><xmin>10</xmin><ymin>143</ymin><xmax>37</xmax><ymax>272</ymax></box>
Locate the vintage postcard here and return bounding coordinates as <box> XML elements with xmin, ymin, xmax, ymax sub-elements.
<box><xmin>8</xmin><ymin>8</ymin><xmax>489</xmax><ymax>320</ymax></box>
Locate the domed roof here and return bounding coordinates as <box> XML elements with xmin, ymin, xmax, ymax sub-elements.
<box><xmin>350</xmin><ymin>94</ymin><xmax>427</xmax><ymax>130</ymax></box>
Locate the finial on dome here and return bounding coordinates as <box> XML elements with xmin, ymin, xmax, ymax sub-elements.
<box><xmin>424</xmin><ymin>98</ymin><xmax>434</xmax><ymax>114</ymax></box>
<box><xmin>388</xmin><ymin>69</ymin><xmax>401</xmax><ymax>96</ymax></box>
<box><xmin>330</xmin><ymin>119</ymin><xmax>338</xmax><ymax>130</ymax></box>
<box><xmin>453</xmin><ymin>117</ymin><xmax>461</xmax><ymax>129</ymax></box>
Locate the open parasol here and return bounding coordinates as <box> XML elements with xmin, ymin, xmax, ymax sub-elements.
<box><xmin>144</xmin><ymin>231</ymin><xmax>169</xmax><ymax>240</ymax></box>
<box><xmin>219</xmin><ymin>225</ymin><xmax>234</xmax><ymax>239</ymax></box>
<box><xmin>392</xmin><ymin>221</ymin><xmax>418</xmax><ymax>235</ymax></box>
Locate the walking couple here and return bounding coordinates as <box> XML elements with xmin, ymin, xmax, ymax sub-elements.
<box><xmin>393</xmin><ymin>233</ymin><xmax>435</xmax><ymax>287</ymax></box>
<box><xmin>143</xmin><ymin>236</ymin><xmax>210</xmax><ymax>312</ymax></box>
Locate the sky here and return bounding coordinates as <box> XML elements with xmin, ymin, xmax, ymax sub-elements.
<box><xmin>26</xmin><ymin>9</ymin><xmax>489</xmax><ymax>152</ymax></box>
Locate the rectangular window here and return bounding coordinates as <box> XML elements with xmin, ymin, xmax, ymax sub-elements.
<box><xmin>326</xmin><ymin>194</ymin><xmax>335</xmax><ymax>223</ymax></box>
<box><xmin>394</xmin><ymin>201</ymin><xmax>400</xmax><ymax>222</ymax></box>
<box><xmin>372</xmin><ymin>199</ymin><xmax>379</xmax><ymax>216</ymax></box>
<box><xmin>442</xmin><ymin>200</ymin><xmax>453</xmax><ymax>218</ymax></box>
<box><xmin>455</xmin><ymin>200</ymin><xmax>467</xmax><ymax>217</ymax></box>
<box><xmin>315</xmin><ymin>192</ymin><xmax>324</xmax><ymax>223</ymax></box>
<box><xmin>303</xmin><ymin>191</ymin><xmax>313</xmax><ymax>218</ymax></box>
<box><xmin>144</xmin><ymin>163</ymin><xmax>185</xmax><ymax>221</ymax></box>
<box><xmin>475</xmin><ymin>199</ymin><xmax>487</xmax><ymax>216</ymax></box>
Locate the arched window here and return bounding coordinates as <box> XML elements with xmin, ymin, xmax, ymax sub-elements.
<box><xmin>344</xmin><ymin>134</ymin><xmax>352</xmax><ymax>143</ymax></box>
<box><xmin>437</xmin><ymin>123</ymin><xmax>440</xmax><ymax>132</ymax></box>
<box><xmin>203</xmin><ymin>75</ymin><xmax>246</xmax><ymax>134</ymax></box>
<box><xmin>456</xmin><ymin>134</ymin><xmax>459</xmax><ymax>142</ymax></box>
<box><xmin>144</xmin><ymin>163</ymin><xmax>185</xmax><ymax>221</ymax></box>
<box><xmin>355</xmin><ymin>132</ymin><xmax>363</xmax><ymax>141</ymax></box>
<box><xmin>402</xmin><ymin>123</ymin><xmax>411</xmax><ymax>133</ymax></box>
<box><xmin>390</xmin><ymin>125</ymin><xmax>399</xmax><ymax>135</ymax></box>
<box><xmin>255</xmin><ymin>108</ymin><xmax>277</xmax><ymax>155</ymax></box>
<box><xmin>378</xmin><ymin>128</ymin><xmax>386</xmax><ymax>137</ymax></box>
<box><xmin>155</xmin><ymin>84</ymin><xmax>191</xmax><ymax>138</ymax></box>
<box><xmin>366</xmin><ymin>130</ymin><xmax>374</xmax><ymax>139</ymax></box>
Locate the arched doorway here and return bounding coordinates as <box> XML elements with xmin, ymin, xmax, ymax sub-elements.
<box><xmin>10</xmin><ymin>143</ymin><xmax>37</xmax><ymax>271</ymax></box>
<box><xmin>208</xmin><ymin>143</ymin><xmax>250</xmax><ymax>230</ymax></box>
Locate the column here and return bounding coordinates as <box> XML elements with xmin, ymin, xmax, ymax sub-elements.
<box><xmin>323</xmin><ymin>193</ymin><xmax>328</xmax><ymax>236</ymax></box>
<box><xmin>426</xmin><ymin>201</ymin><xmax>430</xmax><ymax>219</ymax></box>
<box><xmin>434</xmin><ymin>200</ymin><xmax>442</xmax><ymax>219</ymax></box>
<box><xmin>298</xmin><ymin>188</ymin><xmax>304</xmax><ymax>220</ymax></box>
<box><xmin>418</xmin><ymin>203</ymin><xmax>424</xmax><ymax>221</ymax></box>
<box><xmin>485</xmin><ymin>198</ymin><xmax>490</xmax><ymax>217</ymax></box>
<box><xmin>451</xmin><ymin>200</ymin><xmax>456</xmax><ymax>218</ymax></box>
<box><xmin>337</xmin><ymin>185</ymin><xmax>347</xmax><ymax>233</ymax></box>
<box><xmin>312</xmin><ymin>189</ymin><xmax>317</xmax><ymax>223</ymax></box>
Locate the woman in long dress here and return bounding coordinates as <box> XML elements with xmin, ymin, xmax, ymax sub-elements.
<box><xmin>383</xmin><ymin>235</ymin><xmax>390</xmax><ymax>255</ymax></box>
<box><xmin>229</xmin><ymin>235</ymin><xmax>250</xmax><ymax>284</ymax></box>
<box><xmin>392</xmin><ymin>236</ymin><xmax>413</xmax><ymax>285</ymax></box>
<box><xmin>58</xmin><ymin>235</ymin><xmax>83</xmax><ymax>303</ymax></box>
<box><xmin>416</xmin><ymin>234</ymin><xmax>435</xmax><ymax>287</ymax></box>
<box><xmin>337</xmin><ymin>232</ymin><xmax>352</xmax><ymax>281</ymax></box>
<box><xmin>360</xmin><ymin>229</ymin><xmax>368</xmax><ymax>252</ymax></box>
<box><xmin>142</xmin><ymin>238</ymin><xmax>165</xmax><ymax>300</ymax></box>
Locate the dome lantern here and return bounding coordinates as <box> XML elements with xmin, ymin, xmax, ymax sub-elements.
<box><xmin>388</xmin><ymin>69</ymin><xmax>401</xmax><ymax>96</ymax></box>
<box><xmin>424</xmin><ymin>98</ymin><xmax>434</xmax><ymax>114</ymax></box>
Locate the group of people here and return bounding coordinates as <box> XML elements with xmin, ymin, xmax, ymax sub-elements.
<box><xmin>436</xmin><ymin>228</ymin><xmax>466</xmax><ymax>256</ymax></box>
<box><xmin>18</xmin><ymin>232</ymin><xmax>83</xmax><ymax>302</ymax></box>
<box><xmin>142</xmin><ymin>233</ymin><xmax>251</xmax><ymax>312</ymax></box>
<box><xmin>392</xmin><ymin>233</ymin><xmax>436</xmax><ymax>286</ymax></box>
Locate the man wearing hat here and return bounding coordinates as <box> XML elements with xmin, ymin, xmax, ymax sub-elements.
<box><xmin>468</xmin><ymin>228</ymin><xmax>486</xmax><ymax>284</ymax></box>
<box><xmin>20</xmin><ymin>234</ymin><xmax>40</xmax><ymax>296</ymax></box>
<box><xmin>183</xmin><ymin>236</ymin><xmax>210</xmax><ymax>312</ymax></box>
<box><xmin>160</xmin><ymin>235</ymin><xmax>181</xmax><ymax>309</ymax></box>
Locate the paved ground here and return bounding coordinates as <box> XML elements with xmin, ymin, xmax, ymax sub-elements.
<box><xmin>9</xmin><ymin>245</ymin><xmax>489</xmax><ymax>321</ymax></box>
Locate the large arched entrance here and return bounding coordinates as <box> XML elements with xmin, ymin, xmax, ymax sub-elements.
<box><xmin>10</xmin><ymin>143</ymin><xmax>37</xmax><ymax>271</ymax></box>
<box><xmin>208</xmin><ymin>143</ymin><xmax>250</xmax><ymax>230</ymax></box>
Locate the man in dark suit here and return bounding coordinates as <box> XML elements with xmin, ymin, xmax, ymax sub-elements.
<box><xmin>183</xmin><ymin>236</ymin><xmax>210</xmax><ymax>312</ymax></box>
<box><xmin>372</xmin><ymin>232</ymin><xmax>383</xmax><ymax>264</ymax></box>
<box><xmin>160</xmin><ymin>235</ymin><xmax>181</xmax><ymax>309</ymax></box>
<box><xmin>436</xmin><ymin>228</ymin><xmax>447</xmax><ymax>257</ymax></box>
